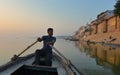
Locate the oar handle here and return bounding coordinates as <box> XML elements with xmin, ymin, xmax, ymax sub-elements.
<box><xmin>11</xmin><ymin>40</ymin><xmax>38</xmax><ymax>61</ymax></box>
<box><xmin>17</xmin><ymin>40</ymin><xmax>38</xmax><ymax>57</ymax></box>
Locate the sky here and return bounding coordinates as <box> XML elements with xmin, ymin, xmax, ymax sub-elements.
<box><xmin>0</xmin><ymin>0</ymin><xmax>116</xmax><ymax>37</ymax></box>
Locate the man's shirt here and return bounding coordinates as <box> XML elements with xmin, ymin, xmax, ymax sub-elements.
<box><xmin>41</xmin><ymin>35</ymin><xmax>56</xmax><ymax>52</ymax></box>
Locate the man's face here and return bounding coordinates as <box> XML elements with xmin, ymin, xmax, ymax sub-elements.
<box><xmin>48</xmin><ymin>30</ymin><xmax>53</xmax><ymax>36</ymax></box>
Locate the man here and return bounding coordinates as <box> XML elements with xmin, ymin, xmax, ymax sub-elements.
<box><xmin>34</xmin><ymin>28</ymin><xmax>56</xmax><ymax>66</ymax></box>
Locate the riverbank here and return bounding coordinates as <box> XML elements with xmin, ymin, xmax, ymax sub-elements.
<box><xmin>82</xmin><ymin>31</ymin><xmax>120</xmax><ymax>45</ymax></box>
<box><xmin>74</xmin><ymin>10</ymin><xmax>120</xmax><ymax>46</ymax></box>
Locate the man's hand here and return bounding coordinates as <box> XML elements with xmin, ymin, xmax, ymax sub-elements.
<box><xmin>47</xmin><ymin>42</ymin><xmax>54</xmax><ymax>45</ymax></box>
<box><xmin>37</xmin><ymin>37</ymin><xmax>42</xmax><ymax>42</ymax></box>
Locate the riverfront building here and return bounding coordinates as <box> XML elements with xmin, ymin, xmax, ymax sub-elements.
<box><xmin>75</xmin><ymin>10</ymin><xmax>120</xmax><ymax>44</ymax></box>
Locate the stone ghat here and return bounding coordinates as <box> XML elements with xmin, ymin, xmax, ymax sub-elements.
<box><xmin>83</xmin><ymin>31</ymin><xmax>120</xmax><ymax>45</ymax></box>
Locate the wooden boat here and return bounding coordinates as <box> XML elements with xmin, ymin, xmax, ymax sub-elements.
<box><xmin>0</xmin><ymin>45</ymin><xmax>83</xmax><ymax>75</ymax></box>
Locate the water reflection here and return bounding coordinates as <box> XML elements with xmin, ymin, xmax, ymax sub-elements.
<box><xmin>75</xmin><ymin>41</ymin><xmax>120</xmax><ymax>75</ymax></box>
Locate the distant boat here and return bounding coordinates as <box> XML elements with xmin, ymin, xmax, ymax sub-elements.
<box><xmin>65</xmin><ymin>37</ymin><xmax>79</xmax><ymax>41</ymax></box>
<box><xmin>0</xmin><ymin>50</ymin><xmax>83</xmax><ymax>75</ymax></box>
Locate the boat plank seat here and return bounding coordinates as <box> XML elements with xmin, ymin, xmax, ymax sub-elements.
<box><xmin>11</xmin><ymin>65</ymin><xmax>58</xmax><ymax>75</ymax></box>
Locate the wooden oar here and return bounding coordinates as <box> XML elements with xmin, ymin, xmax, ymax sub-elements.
<box><xmin>49</xmin><ymin>45</ymin><xmax>68</xmax><ymax>61</ymax></box>
<box><xmin>11</xmin><ymin>40</ymin><xmax>38</xmax><ymax>61</ymax></box>
<box><xmin>49</xmin><ymin>45</ymin><xmax>84</xmax><ymax>75</ymax></box>
<box><xmin>17</xmin><ymin>40</ymin><xmax>38</xmax><ymax>57</ymax></box>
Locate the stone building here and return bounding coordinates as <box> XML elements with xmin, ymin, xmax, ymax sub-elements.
<box><xmin>91</xmin><ymin>19</ymin><xmax>98</xmax><ymax>34</ymax></box>
<box><xmin>76</xmin><ymin>10</ymin><xmax>120</xmax><ymax>44</ymax></box>
<box><xmin>97</xmin><ymin>10</ymin><xmax>114</xmax><ymax>33</ymax></box>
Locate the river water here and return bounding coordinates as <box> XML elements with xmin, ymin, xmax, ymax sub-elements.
<box><xmin>0</xmin><ymin>38</ymin><xmax>120</xmax><ymax>75</ymax></box>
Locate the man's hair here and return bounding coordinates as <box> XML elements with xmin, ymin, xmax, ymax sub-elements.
<box><xmin>47</xmin><ymin>28</ymin><xmax>53</xmax><ymax>32</ymax></box>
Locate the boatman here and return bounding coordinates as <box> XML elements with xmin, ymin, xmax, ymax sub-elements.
<box><xmin>34</xmin><ymin>28</ymin><xmax>56</xmax><ymax>66</ymax></box>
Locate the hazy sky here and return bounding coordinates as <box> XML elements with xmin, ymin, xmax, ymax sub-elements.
<box><xmin>0</xmin><ymin>0</ymin><xmax>116</xmax><ymax>37</ymax></box>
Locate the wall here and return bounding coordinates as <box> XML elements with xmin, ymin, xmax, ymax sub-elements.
<box><xmin>78</xmin><ymin>16</ymin><xmax>120</xmax><ymax>44</ymax></box>
<box><xmin>107</xmin><ymin>16</ymin><xmax>116</xmax><ymax>32</ymax></box>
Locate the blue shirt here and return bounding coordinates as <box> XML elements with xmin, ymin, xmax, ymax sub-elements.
<box><xmin>41</xmin><ymin>35</ymin><xmax>56</xmax><ymax>52</ymax></box>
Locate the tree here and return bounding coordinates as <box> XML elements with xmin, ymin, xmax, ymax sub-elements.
<box><xmin>114</xmin><ymin>0</ymin><xmax>120</xmax><ymax>31</ymax></box>
<box><xmin>114</xmin><ymin>0</ymin><xmax>120</xmax><ymax>17</ymax></box>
